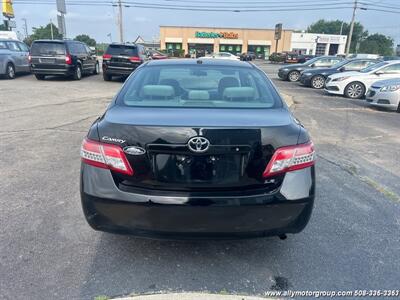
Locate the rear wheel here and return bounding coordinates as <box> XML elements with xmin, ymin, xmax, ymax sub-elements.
<box><xmin>35</xmin><ymin>74</ymin><xmax>46</xmax><ymax>80</ymax></box>
<box><xmin>73</xmin><ymin>65</ymin><xmax>82</xmax><ymax>80</ymax></box>
<box><xmin>288</xmin><ymin>71</ymin><xmax>300</xmax><ymax>82</ymax></box>
<box><xmin>311</xmin><ymin>75</ymin><xmax>326</xmax><ymax>89</ymax></box>
<box><xmin>397</xmin><ymin>102</ymin><xmax>400</xmax><ymax>113</ymax></box>
<box><xmin>5</xmin><ymin>63</ymin><xmax>16</xmax><ymax>79</ymax></box>
<box><xmin>345</xmin><ymin>82</ymin><xmax>365</xmax><ymax>99</ymax></box>
<box><xmin>103</xmin><ymin>72</ymin><xmax>112</xmax><ymax>81</ymax></box>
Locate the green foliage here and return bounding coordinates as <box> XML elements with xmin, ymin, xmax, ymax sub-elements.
<box><xmin>74</xmin><ymin>34</ymin><xmax>97</xmax><ymax>47</ymax></box>
<box><xmin>0</xmin><ymin>23</ymin><xmax>10</xmax><ymax>31</ymax></box>
<box><xmin>359</xmin><ymin>34</ymin><xmax>394</xmax><ymax>56</ymax></box>
<box><xmin>307</xmin><ymin>19</ymin><xmax>368</xmax><ymax>52</ymax></box>
<box><xmin>23</xmin><ymin>23</ymin><xmax>62</xmax><ymax>46</ymax></box>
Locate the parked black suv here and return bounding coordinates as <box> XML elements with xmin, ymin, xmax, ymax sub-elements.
<box><xmin>102</xmin><ymin>43</ymin><xmax>148</xmax><ymax>81</ymax></box>
<box><xmin>30</xmin><ymin>40</ymin><xmax>99</xmax><ymax>80</ymax></box>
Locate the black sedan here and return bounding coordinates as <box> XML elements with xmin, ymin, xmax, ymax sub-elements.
<box><xmin>299</xmin><ymin>58</ymin><xmax>380</xmax><ymax>89</ymax></box>
<box><xmin>80</xmin><ymin>59</ymin><xmax>316</xmax><ymax>239</ymax></box>
<box><xmin>278</xmin><ymin>56</ymin><xmax>344</xmax><ymax>82</ymax></box>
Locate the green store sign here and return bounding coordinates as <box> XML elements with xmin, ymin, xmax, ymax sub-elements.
<box><xmin>195</xmin><ymin>31</ymin><xmax>239</xmax><ymax>39</ymax></box>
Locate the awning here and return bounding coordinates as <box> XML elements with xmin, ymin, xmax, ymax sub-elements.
<box><xmin>219</xmin><ymin>39</ymin><xmax>243</xmax><ymax>45</ymax></box>
<box><xmin>187</xmin><ymin>38</ymin><xmax>215</xmax><ymax>44</ymax></box>
<box><xmin>165</xmin><ymin>37</ymin><xmax>183</xmax><ymax>43</ymax></box>
<box><xmin>248</xmin><ymin>40</ymin><xmax>272</xmax><ymax>46</ymax></box>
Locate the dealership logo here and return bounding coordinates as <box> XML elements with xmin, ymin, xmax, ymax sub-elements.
<box><xmin>195</xmin><ymin>31</ymin><xmax>239</xmax><ymax>39</ymax></box>
<box><xmin>187</xmin><ymin>137</ymin><xmax>210</xmax><ymax>153</ymax></box>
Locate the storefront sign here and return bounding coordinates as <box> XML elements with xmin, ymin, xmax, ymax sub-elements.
<box><xmin>2</xmin><ymin>0</ymin><xmax>14</xmax><ymax>18</ymax></box>
<box><xmin>195</xmin><ymin>31</ymin><xmax>238</xmax><ymax>39</ymax></box>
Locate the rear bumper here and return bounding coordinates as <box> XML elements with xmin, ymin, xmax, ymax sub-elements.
<box><xmin>80</xmin><ymin>164</ymin><xmax>315</xmax><ymax>239</ymax></box>
<box><xmin>102</xmin><ymin>64</ymin><xmax>139</xmax><ymax>76</ymax></box>
<box><xmin>31</xmin><ymin>65</ymin><xmax>74</xmax><ymax>76</ymax></box>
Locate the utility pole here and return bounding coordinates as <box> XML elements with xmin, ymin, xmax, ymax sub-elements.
<box><xmin>118</xmin><ymin>0</ymin><xmax>124</xmax><ymax>43</ymax></box>
<box><xmin>339</xmin><ymin>21</ymin><xmax>344</xmax><ymax>36</ymax></box>
<box><xmin>22</xmin><ymin>18</ymin><xmax>28</xmax><ymax>38</ymax></box>
<box><xmin>346</xmin><ymin>0</ymin><xmax>358</xmax><ymax>56</ymax></box>
<box><xmin>50</xmin><ymin>19</ymin><xmax>54</xmax><ymax>40</ymax></box>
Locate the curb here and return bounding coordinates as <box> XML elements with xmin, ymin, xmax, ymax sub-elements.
<box><xmin>112</xmin><ymin>292</ymin><xmax>276</xmax><ymax>300</ymax></box>
<box><xmin>281</xmin><ymin>93</ymin><xmax>294</xmax><ymax>107</ymax></box>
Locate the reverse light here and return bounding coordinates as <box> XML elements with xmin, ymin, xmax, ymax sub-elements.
<box><xmin>263</xmin><ymin>142</ymin><xmax>315</xmax><ymax>178</ymax></box>
<box><xmin>380</xmin><ymin>85</ymin><xmax>400</xmax><ymax>92</ymax></box>
<box><xmin>129</xmin><ymin>56</ymin><xmax>141</xmax><ymax>62</ymax></box>
<box><xmin>80</xmin><ymin>138</ymin><xmax>133</xmax><ymax>176</ymax></box>
<box><xmin>332</xmin><ymin>76</ymin><xmax>350</xmax><ymax>82</ymax></box>
<box><xmin>65</xmin><ymin>54</ymin><xmax>72</xmax><ymax>65</ymax></box>
<box><xmin>103</xmin><ymin>54</ymin><xmax>112</xmax><ymax>61</ymax></box>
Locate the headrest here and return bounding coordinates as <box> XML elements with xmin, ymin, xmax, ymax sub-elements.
<box><xmin>188</xmin><ymin>90</ymin><xmax>210</xmax><ymax>100</ymax></box>
<box><xmin>223</xmin><ymin>87</ymin><xmax>255</xmax><ymax>99</ymax></box>
<box><xmin>142</xmin><ymin>85</ymin><xmax>175</xmax><ymax>98</ymax></box>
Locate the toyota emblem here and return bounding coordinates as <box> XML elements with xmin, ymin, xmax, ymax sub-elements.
<box><xmin>187</xmin><ymin>137</ymin><xmax>210</xmax><ymax>153</ymax></box>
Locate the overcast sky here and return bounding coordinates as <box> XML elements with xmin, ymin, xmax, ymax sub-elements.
<box><xmin>12</xmin><ymin>1</ymin><xmax>400</xmax><ymax>45</ymax></box>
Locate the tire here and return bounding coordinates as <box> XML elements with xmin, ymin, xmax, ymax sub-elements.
<box><xmin>288</xmin><ymin>71</ymin><xmax>300</xmax><ymax>82</ymax></box>
<box><xmin>344</xmin><ymin>81</ymin><xmax>365</xmax><ymax>99</ymax></box>
<box><xmin>397</xmin><ymin>102</ymin><xmax>400</xmax><ymax>113</ymax></box>
<box><xmin>73</xmin><ymin>65</ymin><xmax>82</xmax><ymax>80</ymax></box>
<box><xmin>103</xmin><ymin>72</ymin><xmax>112</xmax><ymax>81</ymax></box>
<box><xmin>5</xmin><ymin>63</ymin><xmax>16</xmax><ymax>79</ymax></box>
<box><xmin>311</xmin><ymin>75</ymin><xmax>326</xmax><ymax>89</ymax></box>
<box><xmin>35</xmin><ymin>74</ymin><xmax>45</xmax><ymax>80</ymax></box>
<box><xmin>93</xmin><ymin>62</ymin><xmax>100</xmax><ymax>75</ymax></box>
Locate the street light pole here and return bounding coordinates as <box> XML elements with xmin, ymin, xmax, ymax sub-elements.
<box><xmin>22</xmin><ymin>18</ymin><xmax>28</xmax><ymax>38</ymax></box>
<box><xmin>346</xmin><ymin>0</ymin><xmax>358</xmax><ymax>56</ymax></box>
<box><xmin>50</xmin><ymin>19</ymin><xmax>54</xmax><ymax>40</ymax></box>
<box><xmin>118</xmin><ymin>0</ymin><xmax>124</xmax><ymax>43</ymax></box>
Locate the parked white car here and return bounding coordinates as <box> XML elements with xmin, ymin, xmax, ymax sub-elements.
<box><xmin>199</xmin><ymin>52</ymin><xmax>240</xmax><ymax>60</ymax></box>
<box><xmin>325</xmin><ymin>60</ymin><xmax>400</xmax><ymax>99</ymax></box>
<box><xmin>365</xmin><ymin>78</ymin><xmax>400</xmax><ymax>112</ymax></box>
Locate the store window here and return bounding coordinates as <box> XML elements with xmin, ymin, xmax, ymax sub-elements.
<box><xmin>248</xmin><ymin>45</ymin><xmax>270</xmax><ymax>59</ymax></box>
<box><xmin>188</xmin><ymin>43</ymin><xmax>213</xmax><ymax>58</ymax></box>
<box><xmin>165</xmin><ymin>43</ymin><xmax>183</xmax><ymax>57</ymax></box>
<box><xmin>220</xmin><ymin>44</ymin><xmax>242</xmax><ymax>55</ymax></box>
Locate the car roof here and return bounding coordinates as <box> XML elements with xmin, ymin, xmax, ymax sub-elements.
<box><xmin>0</xmin><ymin>39</ymin><xmax>21</xmax><ymax>42</ymax></box>
<box><xmin>32</xmin><ymin>39</ymin><xmax>67</xmax><ymax>43</ymax></box>
<box><xmin>145</xmin><ymin>58</ymin><xmax>253</xmax><ymax>68</ymax></box>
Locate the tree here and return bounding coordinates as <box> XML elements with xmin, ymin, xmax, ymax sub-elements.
<box><xmin>307</xmin><ymin>19</ymin><xmax>368</xmax><ymax>53</ymax></box>
<box><xmin>23</xmin><ymin>23</ymin><xmax>62</xmax><ymax>46</ymax></box>
<box><xmin>359</xmin><ymin>34</ymin><xmax>394</xmax><ymax>56</ymax></box>
<box><xmin>0</xmin><ymin>24</ymin><xmax>10</xmax><ymax>31</ymax></box>
<box><xmin>74</xmin><ymin>34</ymin><xmax>96</xmax><ymax>47</ymax></box>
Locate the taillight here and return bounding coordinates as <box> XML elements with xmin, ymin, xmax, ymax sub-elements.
<box><xmin>103</xmin><ymin>54</ymin><xmax>112</xmax><ymax>61</ymax></box>
<box><xmin>80</xmin><ymin>138</ymin><xmax>134</xmax><ymax>176</ymax></box>
<box><xmin>263</xmin><ymin>142</ymin><xmax>315</xmax><ymax>178</ymax></box>
<box><xmin>28</xmin><ymin>54</ymin><xmax>32</xmax><ymax>63</ymax></box>
<box><xmin>129</xmin><ymin>56</ymin><xmax>141</xmax><ymax>62</ymax></box>
<box><xmin>65</xmin><ymin>54</ymin><xmax>72</xmax><ymax>65</ymax></box>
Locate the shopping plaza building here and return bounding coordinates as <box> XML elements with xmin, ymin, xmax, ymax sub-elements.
<box><xmin>159</xmin><ymin>25</ymin><xmax>347</xmax><ymax>58</ymax></box>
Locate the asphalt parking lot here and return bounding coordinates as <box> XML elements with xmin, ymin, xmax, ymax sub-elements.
<box><xmin>1</xmin><ymin>62</ymin><xmax>399</xmax><ymax>300</ymax></box>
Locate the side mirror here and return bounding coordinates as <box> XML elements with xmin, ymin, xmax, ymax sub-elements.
<box><xmin>310</xmin><ymin>63</ymin><xmax>316</xmax><ymax>67</ymax></box>
<box><xmin>339</xmin><ymin>67</ymin><xmax>346</xmax><ymax>72</ymax></box>
<box><xmin>375</xmin><ymin>70</ymin><xmax>384</xmax><ymax>75</ymax></box>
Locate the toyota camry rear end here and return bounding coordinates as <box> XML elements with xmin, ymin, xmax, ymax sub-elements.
<box><xmin>80</xmin><ymin>59</ymin><xmax>315</xmax><ymax>239</ymax></box>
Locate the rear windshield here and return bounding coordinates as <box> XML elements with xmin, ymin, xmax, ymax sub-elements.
<box><xmin>30</xmin><ymin>42</ymin><xmax>66</xmax><ymax>55</ymax></box>
<box><xmin>106</xmin><ymin>45</ymin><xmax>138</xmax><ymax>56</ymax></box>
<box><xmin>118</xmin><ymin>65</ymin><xmax>283</xmax><ymax>109</ymax></box>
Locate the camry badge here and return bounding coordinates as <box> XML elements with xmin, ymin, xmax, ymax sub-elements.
<box><xmin>123</xmin><ymin>146</ymin><xmax>146</xmax><ymax>155</ymax></box>
<box><xmin>187</xmin><ymin>137</ymin><xmax>210</xmax><ymax>153</ymax></box>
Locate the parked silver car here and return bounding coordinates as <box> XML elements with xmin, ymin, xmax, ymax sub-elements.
<box><xmin>366</xmin><ymin>78</ymin><xmax>400</xmax><ymax>112</ymax></box>
<box><xmin>0</xmin><ymin>39</ymin><xmax>30</xmax><ymax>79</ymax></box>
